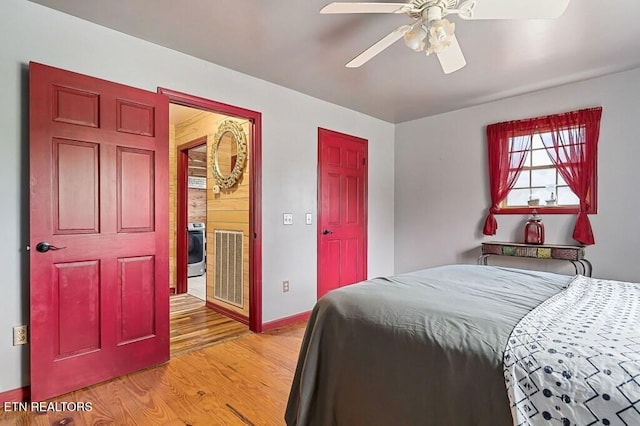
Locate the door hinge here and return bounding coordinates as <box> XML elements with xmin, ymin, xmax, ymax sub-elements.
<box><xmin>363</xmin><ymin>157</ymin><xmax>366</xmax><ymax>166</ymax></box>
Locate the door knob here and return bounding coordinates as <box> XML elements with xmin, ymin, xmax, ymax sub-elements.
<box><xmin>36</xmin><ymin>242</ymin><xmax>67</xmax><ymax>253</ymax></box>
<box><xmin>322</xmin><ymin>229</ymin><xmax>333</xmax><ymax>235</ymax></box>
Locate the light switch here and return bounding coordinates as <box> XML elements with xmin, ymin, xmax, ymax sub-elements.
<box><xmin>305</xmin><ymin>213</ymin><xmax>312</xmax><ymax>225</ymax></box>
<box><xmin>283</xmin><ymin>213</ymin><xmax>293</xmax><ymax>225</ymax></box>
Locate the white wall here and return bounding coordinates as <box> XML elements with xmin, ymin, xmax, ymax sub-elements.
<box><xmin>395</xmin><ymin>67</ymin><xmax>640</xmax><ymax>282</ymax></box>
<box><xmin>0</xmin><ymin>0</ymin><xmax>395</xmax><ymax>393</ymax></box>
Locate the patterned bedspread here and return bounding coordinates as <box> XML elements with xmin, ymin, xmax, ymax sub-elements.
<box><xmin>504</xmin><ymin>275</ymin><xmax>640</xmax><ymax>425</ymax></box>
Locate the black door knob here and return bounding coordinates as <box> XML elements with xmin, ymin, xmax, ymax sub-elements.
<box><xmin>36</xmin><ymin>242</ymin><xmax>67</xmax><ymax>253</ymax></box>
<box><xmin>322</xmin><ymin>229</ymin><xmax>333</xmax><ymax>235</ymax></box>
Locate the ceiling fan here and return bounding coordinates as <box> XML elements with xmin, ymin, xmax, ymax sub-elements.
<box><xmin>320</xmin><ymin>0</ymin><xmax>570</xmax><ymax>74</ymax></box>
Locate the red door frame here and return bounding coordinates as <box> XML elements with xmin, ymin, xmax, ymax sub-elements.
<box><xmin>317</xmin><ymin>127</ymin><xmax>368</xmax><ymax>299</ymax></box>
<box><xmin>159</xmin><ymin>88</ymin><xmax>263</xmax><ymax>332</ymax></box>
<box><xmin>176</xmin><ymin>137</ymin><xmax>208</xmax><ymax>295</ymax></box>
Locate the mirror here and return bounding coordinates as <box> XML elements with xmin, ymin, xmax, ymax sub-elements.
<box><xmin>211</xmin><ymin>120</ymin><xmax>247</xmax><ymax>189</ymax></box>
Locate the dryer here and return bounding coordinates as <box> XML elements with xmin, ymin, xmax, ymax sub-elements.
<box><xmin>187</xmin><ymin>222</ymin><xmax>206</xmax><ymax>277</ymax></box>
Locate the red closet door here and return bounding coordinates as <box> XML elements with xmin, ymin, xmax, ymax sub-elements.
<box><xmin>317</xmin><ymin>128</ymin><xmax>368</xmax><ymax>298</ymax></box>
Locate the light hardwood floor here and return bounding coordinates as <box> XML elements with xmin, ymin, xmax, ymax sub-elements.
<box><xmin>0</xmin><ymin>322</ymin><xmax>306</xmax><ymax>426</ymax></box>
<box><xmin>170</xmin><ymin>293</ymin><xmax>250</xmax><ymax>357</ymax></box>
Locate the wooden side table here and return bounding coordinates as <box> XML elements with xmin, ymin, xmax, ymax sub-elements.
<box><xmin>479</xmin><ymin>241</ymin><xmax>592</xmax><ymax>277</ymax></box>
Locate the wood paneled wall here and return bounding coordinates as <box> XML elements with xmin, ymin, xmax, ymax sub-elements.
<box><xmin>187</xmin><ymin>189</ymin><xmax>206</xmax><ymax>224</ymax></box>
<box><xmin>188</xmin><ymin>150</ymin><xmax>207</xmax><ymax>224</ymax></box>
<box><xmin>169</xmin><ymin>110</ymin><xmax>250</xmax><ymax>319</ymax></box>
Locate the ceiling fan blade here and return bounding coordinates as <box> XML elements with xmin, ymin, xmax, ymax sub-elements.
<box><xmin>436</xmin><ymin>34</ymin><xmax>466</xmax><ymax>74</ymax></box>
<box><xmin>459</xmin><ymin>0</ymin><xmax>570</xmax><ymax>20</ymax></box>
<box><xmin>321</xmin><ymin>2</ymin><xmax>414</xmax><ymax>14</ymax></box>
<box><xmin>346</xmin><ymin>25</ymin><xmax>411</xmax><ymax>68</ymax></box>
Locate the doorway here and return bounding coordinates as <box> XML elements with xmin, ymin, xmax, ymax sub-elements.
<box><xmin>183</xmin><ymin>140</ymin><xmax>208</xmax><ymax>300</ymax></box>
<box><xmin>162</xmin><ymin>88</ymin><xmax>263</xmax><ymax>335</ymax></box>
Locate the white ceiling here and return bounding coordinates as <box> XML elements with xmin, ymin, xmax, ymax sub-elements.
<box><xmin>29</xmin><ymin>0</ymin><xmax>640</xmax><ymax>123</ymax></box>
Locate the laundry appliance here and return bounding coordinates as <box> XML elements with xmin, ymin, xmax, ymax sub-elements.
<box><xmin>187</xmin><ymin>222</ymin><xmax>206</xmax><ymax>277</ymax></box>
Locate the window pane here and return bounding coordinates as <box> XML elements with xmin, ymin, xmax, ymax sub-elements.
<box><xmin>556</xmin><ymin>148</ymin><xmax>570</xmax><ymax>164</ymax></box>
<box><xmin>531</xmin><ymin>168</ymin><xmax>556</xmax><ymax>188</ymax></box>
<box><xmin>506</xmin><ymin>188</ymin><xmax>531</xmax><ymax>206</ymax></box>
<box><xmin>510</xmin><ymin>136</ymin><xmax>531</xmax><ymax>153</ymax></box>
<box><xmin>558</xmin><ymin>173</ymin><xmax>567</xmax><ymax>186</ymax></box>
<box><xmin>529</xmin><ymin>188</ymin><xmax>546</xmax><ymax>203</ymax></box>
<box><xmin>510</xmin><ymin>150</ymin><xmax>530</xmax><ymax>169</ymax></box>
<box><xmin>513</xmin><ymin>170</ymin><xmax>530</xmax><ymax>188</ymax></box>
<box><xmin>532</xmin><ymin>149</ymin><xmax>553</xmax><ymax>167</ymax></box>
<box><xmin>538</xmin><ymin>131</ymin><xmax>553</xmax><ymax>147</ymax></box>
<box><xmin>532</xmin><ymin>133</ymin><xmax>545</xmax><ymax>150</ymax></box>
<box><xmin>557</xmin><ymin>186</ymin><xmax>579</xmax><ymax>205</ymax></box>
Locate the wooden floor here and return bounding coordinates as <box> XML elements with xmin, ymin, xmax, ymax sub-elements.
<box><xmin>170</xmin><ymin>293</ymin><xmax>250</xmax><ymax>357</ymax></box>
<box><xmin>0</xmin><ymin>322</ymin><xmax>307</xmax><ymax>426</ymax></box>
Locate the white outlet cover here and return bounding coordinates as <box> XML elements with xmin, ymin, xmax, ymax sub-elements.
<box><xmin>305</xmin><ymin>213</ymin><xmax>312</xmax><ymax>225</ymax></box>
<box><xmin>13</xmin><ymin>325</ymin><xmax>27</xmax><ymax>345</ymax></box>
<box><xmin>283</xmin><ymin>213</ymin><xmax>293</xmax><ymax>225</ymax></box>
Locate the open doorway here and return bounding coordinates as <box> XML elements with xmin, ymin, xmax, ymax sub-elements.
<box><xmin>184</xmin><ymin>141</ymin><xmax>207</xmax><ymax>301</ymax></box>
<box><xmin>172</xmin><ymin>133</ymin><xmax>209</xmax><ymax>300</ymax></box>
<box><xmin>163</xmin><ymin>89</ymin><xmax>262</xmax><ymax>333</ymax></box>
<box><xmin>164</xmin><ymin>90</ymin><xmax>262</xmax><ymax>356</ymax></box>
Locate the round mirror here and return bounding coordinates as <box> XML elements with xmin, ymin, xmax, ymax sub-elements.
<box><xmin>217</xmin><ymin>131</ymin><xmax>237</xmax><ymax>176</ymax></box>
<box><xmin>211</xmin><ymin>120</ymin><xmax>247</xmax><ymax>189</ymax></box>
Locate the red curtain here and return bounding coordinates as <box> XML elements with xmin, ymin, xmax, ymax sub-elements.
<box><xmin>482</xmin><ymin>121</ymin><xmax>535</xmax><ymax>235</ymax></box>
<box><xmin>542</xmin><ymin>107</ymin><xmax>602</xmax><ymax>245</ymax></box>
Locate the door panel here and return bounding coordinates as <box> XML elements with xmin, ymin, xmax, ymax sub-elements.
<box><xmin>342</xmin><ymin>237</ymin><xmax>360</xmax><ymax>284</ymax></box>
<box><xmin>116</xmin><ymin>99</ymin><xmax>155</xmax><ymax>136</ymax></box>
<box><xmin>118</xmin><ymin>256</ymin><xmax>156</xmax><ymax>343</ymax></box>
<box><xmin>53</xmin><ymin>139</ymin><xmax>100</xmax><ymax>233</ymax></box>
<box><xmin>327</xmin><ymin>145</ymin><xmax>341</xmax><ymax>165</ymax></box>
<box><xmin>317</xmin><ymin>128</ymin><xmax>367</xmax><ymax>298</ymax></box>
<box><xmin>325</xmin><ymin>239</ymin><xmax>342</xmax><ymax>293</ymax></box>
<box><xmin>117</xmin><ymin>147</ymin><xmax>155</xmax><ymax>231</ymax></box>
<box><xmin>52</xmin><ymin>85</ymin><xmax>100</xmax><ymax>127</ymax></box>
<box><xmin>345</xmin><ymin>175</ymin><xmax>360</xmax><ymax>224</ymax></box>
<box><xmin>327</xmin><ymin>173</ymin><xmax>341</xmax><ymax>224</ymax></box>
<box><xmin>54</xmin><ymin>260</ymin><xmax>101</xmax><ymax>358</ymax></box>
<box><xmin>345</xmin><ymin>149</ymin><xmax>359</xmax><ymax>168</ymax></box>
<box><xmin>29</xmin><ymin>62</ymin><xmax>169</xmax><ymax>401</ymax></box>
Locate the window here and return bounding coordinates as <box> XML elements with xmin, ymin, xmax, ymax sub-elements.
<box><xmin>482</xmin><ymin>107</ymin><xmax>602</xmax><ymax>245</ymax></box>
<box><xmin>503</xmin><ymin>129</ymin><xmax>589</xmax><ymax>212</ymax></box>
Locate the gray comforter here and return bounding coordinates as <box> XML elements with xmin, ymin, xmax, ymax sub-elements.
<box><xmin>285</xmin><ymin>264</ymin><xmax>573</xmax><ymax>426</ymax></box>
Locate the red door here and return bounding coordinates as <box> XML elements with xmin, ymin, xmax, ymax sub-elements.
<box><xmin>29</xmin><ymin>62</ymin><xmax>169</xmax><ymax>401</ymax></box>
<box><xmin>317</xmin><ymin>128</ymin><xmax>367</xmax><ymax>298</ymax></box>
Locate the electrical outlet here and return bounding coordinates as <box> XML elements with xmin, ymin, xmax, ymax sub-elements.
<box><xmin>13</xmin><ymin>325</ymin><xmax>27</xmax><ymax>346</ymax></box>
<box><xmin>283</xmin><ymin>213</ymin><xmax>293</xmax><ymax>225</ymax></box>
<box><xmin>283</xmin><ymin>280</ymin><xmax>290</xmax><ymax>292</ymax></box>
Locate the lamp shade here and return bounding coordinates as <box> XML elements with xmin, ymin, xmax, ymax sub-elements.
<box><xmin>427</xmin><ymin>18</ymin><xmax>455</xmax><ymax>54</ymax></box>
<box><xmin>403</xmin><ymin>24</ymin><xmax>427</xmax><ymax>51</ymax></box>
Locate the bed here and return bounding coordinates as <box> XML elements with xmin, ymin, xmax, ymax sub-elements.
<box><xmin>284</xmin><ymin>264</ymin><xmax>640</xmax><ymax>426</ymax></box>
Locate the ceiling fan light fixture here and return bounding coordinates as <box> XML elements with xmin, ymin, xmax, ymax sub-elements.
<box><xmin>321</xmin><ymin>0</ymin><xmax>569</xmax><ymax>73</ymax></box>
<box><xmin>403</xmin><ymin>24</ymin><xmax>427</xmax><ymax>51</ymax></box>
<box><xmin>427</xmin><ymin>18</ymin><xmax>455</xmax><ymax>53</ymax></box>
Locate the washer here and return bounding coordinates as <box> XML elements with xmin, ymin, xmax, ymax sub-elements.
<box><xmin>187</xmin><ymin>222</ymin><xmax>206</xmax><ymax>277</ymax></box>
